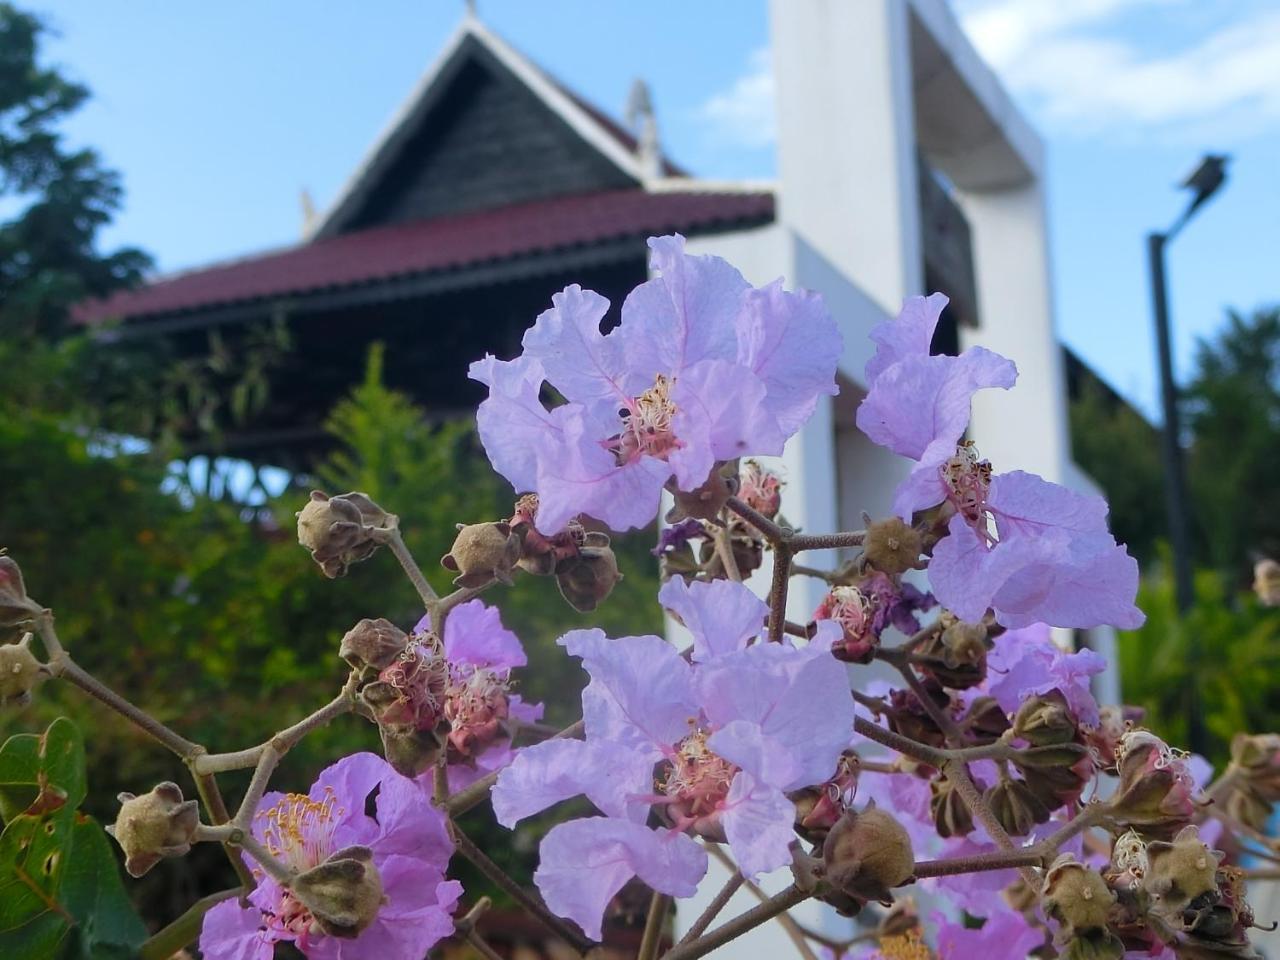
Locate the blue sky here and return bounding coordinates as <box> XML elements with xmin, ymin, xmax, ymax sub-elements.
<box><xmin>36</xmin><ymin>0</ymin><xmax>1280</xmax><ymax>416</ymax></box>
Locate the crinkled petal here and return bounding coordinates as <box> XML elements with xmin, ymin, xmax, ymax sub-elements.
<box><xmin>372</xmin><ymin>771</ymin><xmax>454</xmax><ymax>867</ymax></box>
<box><xmin>738</xmin><ymin>280</ymin><xmax>841</xmax><ymax>437</ymax></box>
<box><xmin>617</xmin><ymin>234</ymin><xmax>747</xmax><ymax>381</ymax></box>
<box><xmin>492</xmin><ymin>738</ymin><xmax>655</xmax><ymax>827</ymax></box>
<box><xmin>982</xmin><ymin>624</ymin><xmax>1105</xmax><ymax>727</ymax></box>
<box><xmin>708</xmin><ymin>720</ymin><xmax>799</xmax><ymax>789</ymax></box>
<box><xmin>890</xmin><ymin>459</ymin><xmax>949</xmax><ymax>521</ymax></box>
<box><xmin>658</xmin><ymin>577</ymin><xmax>766</xmax><ymax>662</ymax></box>
<box><xmin>670</xmin><ymin>360</ymin><xmax>785</xmax><ymax>488</ymax></box>
<box><xmin>311</xmin><ymin>753</ymin><xmax>386</xmax><ymax>849</ymax></box>
<box><xmin>439</xmin><ymin>599</ymin><xmax>526</xmax><ymax>670</ymax></box>
<box><xmin>929</xmin><ymin>513</ymin><xmax>1046</xmax><ymax>623</ymax></box>
<box><xmin>560</xmin><ymin>629</ymin><xmax>698</xmax><ymax>753</ymax></box>
<box><xmin>470</xmin><ymin>354</ymin><xmax>563</xmax><ymax>494</ymax></box>
<box><xmin>865</xmin><ymin>294</ymin><xmax>949</xmax><ymax>384</ymax></box>
<box><xmin>534</xmin><ymin>404</ymin><xmax>672</xmax><ymax>534</ymax></box>
<box><xmin>721</xmin><ymin>773</ymin><xmax>797</xmax><ymax>880</ymax></box>
<box><xmin>199</xmin><ymin>898</ymin><xmax>275</xmax><ymax>960</ymax></box>
<box><xmin>521</xmin><ymin>284</ymin><xmax>637</xmax><ymax>422</ymax></box>
<box><xmin>534</xmin><ymin>817</ymin><xmax>707</xmax><ymax>941</ymax></box>
<box><xmin>696</xmin><ymin>643</ymin><xmax>852</xmax><ymax>789</ymax></box>
<box><xmin>856</xmin><ymin>347</ymin><xmax>1016</xmax><ymax>462</ymax></box>
<box><xmin>933</xmin><ymin>906</ymin><xmax>1043</xmax><ymax>959</ymax></box>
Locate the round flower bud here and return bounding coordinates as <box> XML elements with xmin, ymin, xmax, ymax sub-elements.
<box><xmin>1230</xmin><ymin>732</ymin><xmax>1280</xmax><ymax>800</ymax></box>
<box><xmin>1142</xmin><ymin>824</ymin><xmax>1222</xmax><ymax>917</ymax></box>
<box><xmin>930</xmin><ymin>776</ymin><xmax>974</xmax><ymax>839</ymax></box>
<box><xmin>917</xmin><ymin>619</ymin><xmax>990</xmax><ymax>689</ymax></box>
<box><xmin>442</xmin><ymin>521</ymin><xmax>520</xmax><ymax>588</ymax></box>
<box><xmin>1042</xmin><ymin>854</ymin><xmax>1116</xmax><ymax>937</ymax></box>
<box><xmin>1253</xmin><ymin>558</ymin><xmax>1280</xmax><ymax>606</ymax></box>
<box><xmin>339</xmin><ymin>618</ymin><xmax>408</xmax><ymax>672</ymax></box>
<box><xmin>296</xmin><ymin>491</ymin><xmax>393</xmax><ymax>578</ymax></box>
<box><xmin>106</xmin><ymin>782</ymin><xmax>200</xmax><ymax>877</ymax></box>
<box><xmin>0</xmin><ymin>635</ymin><xmax>45</xmax><ymax>707</ymax></box>
<box><xmin>555</xmin><ymin>539</ymin><xmax>622</xmax><ymax>612</ymax></box>
<box><xmin>1012</xmin><ymin>690</ymin><xmax>1079</xmax><ymax>746</ymax></box>
<box><xmin>862</xmin><ymin>517</ymin><xmax>923</xmax><ymax>576</ymax></box>
<box><xmin>821</xmin><ymin>806</ymin><xmax>915</xmax><ymax>904</ymax></box>
<box><xmin>985</xmin><ymin>776</ymin><xmax>1051</xmax><ymax>836</ymax></box>
<box><xmin>292</xmin><ymin>845</ymin><xmax>385</xmax><ymax>939</ymax></box>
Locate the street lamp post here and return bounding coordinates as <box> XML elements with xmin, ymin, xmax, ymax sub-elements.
<box><xmin>1146</xmin><ymin>153</ymin><xmax>1228</xmax><ymax>756</ymax></box>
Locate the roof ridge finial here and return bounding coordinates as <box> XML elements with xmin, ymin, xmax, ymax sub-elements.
<box><xmin>625</xmin><ymin>77</ymin><xmax>664</xmax><ymax>183</ymax></box>
<box><xmin>464</xmin><ymin>0</ymin><xmax>478</xmax><ymax>21</ymax></box>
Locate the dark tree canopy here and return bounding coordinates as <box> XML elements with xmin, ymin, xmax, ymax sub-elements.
<box><xmin>0</xmin><ymin>2</ymin><xmax>149</xmax><ymax>338</ymax></box>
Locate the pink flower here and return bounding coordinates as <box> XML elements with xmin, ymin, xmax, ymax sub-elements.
<box><xmin>471</xmin><ymin>235</ymin><xmax>840</xmax><ymax>534</ymax></box>
<box><xmin>406</xmin><ymin>600</ymin><xmax>544</xmax><ymax>794</ymax></box>
<box><xmin>491</xmin><ymin>581</ymin><xmax>854</xmax><ymax>940</ymax></box>
<box><xmin>855</xmin><ymin>295</ymin><xmax>1143</xmax><ymax>631</ymax></box>
<box><xmin>199</xmin><ymin>753</ymin><xmax>461</xmax><ymax>960</ymax></box>
<box><xmin>964</xmin><ymin>623</ymin><xmax>1105</xmax><ymax>728</ymax></box>
<box><xmin>932</xmin><ymin>907</ymin><xmax>1043</xmax><ymax>959</ymax></box>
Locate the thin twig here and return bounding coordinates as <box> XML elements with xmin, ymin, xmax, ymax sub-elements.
<box><xmin>911</xmin><ymin>849</ymin><xmax>1044</xmax><ymax>879</ymax></box>
<box><xmin>706</xmin><ymin>845</ymin><xmax>819</xmax><ymax>960</ymax></box>
<box><xmin>713</xmin><ymin>526</ymin><xmax>743</xmax><ymax>582</ymax></box>
<box><xmin>791</xmin><ymin>563</ymin><xmax>837</xmax><ymax>583</ymax></box>
<box><xmin>638</xmin><ymin>892</ymin><xmax>672</xmax><ymax>960</ymax></box>
<box><xmin>767</xmin><ymin>544</ymin><xmax>792</xmax><ymax>643</ymax></box>
<box><xmin>381</xmin><ymin>525</ymin><xmax>438</xmax><ymax>605</ymax></box>
<box><xmin>725</xmin><ymin>496</ymin><xmax>788</xmax><ymax>543</ymax></box>
<box><xmin>192</xmin><ymin>771</ymin><xmax>254</xmax><ymax>889</ymax></box>
<box><xmin>660</xmin><ymin>885</ymin><xmax>812</xmax><ymax>960</ymax></box>
<box><xmin>788</xmin><ymin>531</ymin><xmax>866</xmax><ymax>551</ymax></box>
<box><xmin>677</xmin><ymin>872</ymin><xmax>745</xmax><ymax>945</ymax></box>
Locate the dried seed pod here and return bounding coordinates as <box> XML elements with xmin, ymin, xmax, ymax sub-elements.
<box><xmin>296</xmin><ymin>491</ymin><xmax>393</xmax><ymax>578</ymax></box>
<box><xmin>106</xmin><ymin>782</ymin><xmax>200</xmax><ymax>877</ymax></box>
<box><xmin>442</xmin><ymin>521</ymin><xmax>520</xmax><ymax>588</ymax></box>
<box><xmin>292</xmin><ymin>845</ymin><xmax>385</xmax><ymax>939</ymax></box>
<box><xmin>0</xmin><ymin>554</ymin><xmax>36</xmax><ymax>637</ymax></box>
<box><xmin>1012</xmin><ymin>690</ymin><xmax>1080</xmax><ymax>746</ymax></box>
<box><xmin>985</xmin><ymin>777</ymin><xmax>1051</xmax><ymax>836</ymax></box>
<box><xmin>0</xmin><ymin>635</ymin><xmax>45</xmax><ymax>707</ymax></box>
<box><xmin>556</xmin><ymin>540</ymin><xmax>622</xmax><ymax>612</ymax></box>
<box><xmin>930</xmin><ymin>776</ymin><xmax>974</xmax><ymax>838</ymax></box>
<box><xmin>1042</xmin><ymin>854</ymin><xmax>1116</xmax><ymax>938</ymax></box>
<box><xmin>665</xmin><ymin>465</ymin><xmax>737</xmax><ymax>524</ymax></box>
<box><xmin>339</xmin><ymin>618</ymin><xmax>408</xmax><ymax>671</ymax></box>
<box><xmin>821</xmin><ymin>805</ymin><xmax>915</xmax><ymax>904</ymax></box>
<box><xmin>1143</xmin><ymin>825</ymin><xmax>1222</xmax><ymax>918</ymax></box>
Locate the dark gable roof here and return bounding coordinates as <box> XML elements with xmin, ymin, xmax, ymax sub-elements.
<box><xmin>73</xmin><ymin>188</ymin><xmax>775</xmax><ymax>325</ymax></box>
<box><xmin>77</xmin><ymin>17</ymin><xmax>768</xmax><ymax>327</ymax></box>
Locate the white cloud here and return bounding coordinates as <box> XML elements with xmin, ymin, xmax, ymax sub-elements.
<box><xmin>699</xmin><ymin>47</ymin><xmax>776</xmax><ymax>149</ymax></box>
<box><xmin>956</xmin><ymin>0</ymin><xmax>1280</xmax><ymax>140</ymax></box>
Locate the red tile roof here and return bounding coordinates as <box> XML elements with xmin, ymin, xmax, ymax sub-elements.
<box><xmin>74</xmin><ymin>188</ymin><xmax>774</xmax><ymax>326</ymax></box>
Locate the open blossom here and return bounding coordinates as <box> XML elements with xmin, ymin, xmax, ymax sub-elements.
<box><xmin>856</xmin><ymin>294</ymin><xmax>1143</xmax><ymax>630</ymax></box>
<box><xmin>405</xmin><ymin>599</ymin><xmax>543</xmax><ymax>793</ymax></box>
<box><xmin>470</xmin><ymin>234</ymin><xmax>840</xmax><ymax>534</ymax></box>
<box><xmin>200</xmin><ymin>754</ymin><xmax>461</xmax><ymax>960</ymax></box>
<box><xmin>490</xmin><ymin>580</ymin><xmax>853</xmax><ymax>940</ymax></box>
<box><xmin>932</xmin><ymin>907</ymin><xmax>1043</xmax><ymax>959</ymax></box>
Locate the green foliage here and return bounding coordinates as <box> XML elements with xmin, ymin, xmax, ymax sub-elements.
<box><xmin>0</xmin><ymin>2</ymin><xmax>150</xmax><ymax>339</ymax></box>
<box><xmin>0</xmin><ymin>718</ymin><xmax>147</xmax><ymax>959</ymax></box>
<box><xmin>1118</xmin><ymin>557</ymin><xmax>1280</xmax><ymax>767</ymax></box>
<box><xmin>1186</xmin><ymin>306</ymin><xmax>1280</xmax><ymax>579</ymax></box>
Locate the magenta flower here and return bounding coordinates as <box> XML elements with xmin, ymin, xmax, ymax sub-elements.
<box><xmin>471</xmin><ymin>234</ymin><xmax>841</xmax><ymax>534</ymax></box>
<box><xmin>855</xmin><ymin>295</ymin><xmax>1143</xmax><ymax>631</ymax></box>
<box><xmin>401</xmin><ymin>599</ymin><xmax>543</xmax><ymax>794</ymax></box>
<box><xmin>199</xmin><ymin>753</ymin><xmax>461</xmax><ymax>960</ymax></box>
<box><xmin>491</xmin><ymin>582</ymin><xmax>855</xmax><ymax>939</ymax></box>
<box><xmin>974</xmin><ymin>623</ymin><xmax>1105</xmax><ymax>728</ymax></box>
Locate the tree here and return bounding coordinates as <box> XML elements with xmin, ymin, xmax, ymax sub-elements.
<box><xmin>0</xmin><ymin>2</ymin><xmax>149</xmax><ymax>339</ymax></box>
<box><xmin>1185</xmin><ymin>306</ymin><xmax>1280</xmax><ymax>580</ymax></box>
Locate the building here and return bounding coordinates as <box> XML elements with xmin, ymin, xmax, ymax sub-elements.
<box><xmin>76</xmin><ymin>0</ymin><xmax>1126</xmax><ymax>953</ymax></box>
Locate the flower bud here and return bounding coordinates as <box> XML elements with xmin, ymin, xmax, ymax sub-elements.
<box><xmin>1042</xmin><ymin>854</ymin><xmax>1116</xmax><ymax>937</ymax></box>
<box><xmin>962</xmin><ymin>695</ymin><xmax>1012</xmax><ymax>743</ymax></box>
<box><xmin>292</xmin><ymin>845</ymin><xmax>386</xmax><ymax>939</ymax></box>
<box><xmin>862</xmin><ymin>517</ymin><xmax>923</xmax><ymax>576</ymax></box>
<box><xmin>917</xmin><ymin>619</ymin><xmax>990</xmax><ymax>689</ymax></box>
<box><xmin>509</xmin><ymin>496</ymin><xmax>578</xmax><ymax>576</ymax></box>
<box><xmin>813</xmin><ymin>585</ymin><xmax>879</xmax><ymax>663</ymax></box>
<box><xmin>376</xmin><ymin>724</ymin><xmax>444</xmax><ymax>778</ymax></box>
<box><xmin>339</xmin><ymin>618</ymin><xmax>408</xmax><ymax>672</ymax></box>
<box><xmin>362</xmin><ymin>640</ymin><xmax>450</xmax><ymax>776</ymax></box>
<box><xmin>444</xmin><ymin>668</ymin><xmax>511</xmax><ymax>760</ymax></box>
<box><xmin>1142</xmin><ymin>825</ymin><xmax>1222</xmax><ymax>918</ymax></box>
<box><xmin>737</xmin><ymin>459</ymin><xmax>783</xmax><ymax>519</ymax></box>
<box><xmin>1086</xmin><ymin>705</ymin><xmax>1142</xmax><ymax>775</ymax></box>
<box><xmin>106</xmin><ymin>782</ymin><xmax>199</xmax><ymax>877</ymax></box>
<box><xmin>821</xmin><ymin>805</ymin><xmax>915</xmax><ymax>904</ymax></box>
<box><xmin>985</xmin><ymin>777</ymin><xmax>1051</xmax><ymax>837</ymax></box>
<box><xmin>296</xmin><ymin>491</ymin><xmax>392</xmax><ymax>578</ymax></box>
<box><xmin>886</xmin><ymin>686</ymin><xmax>949</xmax><ymax>749</ymax></box>
<box><xmin>666</xmin><ymin>466</ymin><xmax>736</xmax><ymax>524</ymax></box>
<box><xmin>1110</xmin><ymin>731</ymin><xmax>1197</xmax><ymax>834</ymax></box>
<box><xmin>0</xmin><ymin>635</ymin><xmax>45</xmax><ymax>707</ymax></box>
<box><xmin>1230</xmin><ymin>732</ymin><xmax>1280</xmax><ymax>797</ymax></box>
<box><xmin>1012</xmin><ymin>690</ymin><xmax>1079</xmax><ymax>746</ymax></box>
<box><xmin>1253</xmin><ymin>558</ymin><xmax>1280</xmax><ymax>606</ymax></box>
<box><xmin>442</xmin><ymin>521</ymin><xmax>520</xmax><ymax>588</ymax></box>
<box><xmin>0</xmin><ymin>555</ymin><xmax>36</xmax><ymax>636</ymax></box>
<box><xmin>793</xmin><ymin>753</ymin><xmax>858</xmax><ymax>843</ymax></box>
<box><xmin>930</xmin><ymin>777</ymin><xmax>974</xmax><ymax>838</ymax></box>
<box><xmin>555</xmin><ymin>538</ymin><xmax>622</xmax><ymax>612</ymax></box>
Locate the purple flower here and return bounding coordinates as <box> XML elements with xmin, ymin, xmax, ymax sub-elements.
<box><xmin>932</xmin><ymin>906</ymin><xmax>1043</xmax><ymax>959</ymax></box>
<box><xmin>471</xmin><ymin>235</ymin><xmax>841</xmax><ymax>534</ymax></box>
<box><xmin>855</xmin><ymin>295</ymin><xmax>1143</xmax><ymax>631</ymax></box>
<box><xmin>970</xmin><ymin>623</ymin><xmax>1105</xmax><ymax>728</ymax></box>
<box><xmin>491</xmin><ymin>582</ymin><xmax>855</xmax><ymax>940</ymax></box>
<box><xmin>199</xmin><ymin>753</ymin><xmax>461</xmax><ymax>960</ymax></box>
<box><xmin>405</xmin><ymin>599</ymin><xmax>544</xmax><ymax>794</ymax></box>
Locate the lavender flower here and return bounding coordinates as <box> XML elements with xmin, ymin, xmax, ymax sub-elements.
<box><xmin>856</xmin><ymin>295</ymin><xmax>1143</xmax><ymax>630</ymax></box>
<box><xmin>491</xmin><ymin>581</ymin><xmax>854</xmax><ymax>939</ymax></box>
<box><xmin>199</xmin><ymin>754</ymin><xmax>461</xmax><ymax>960</ymax></box>
<box><xmin>471</xmin><ymin>234</ymin><xmax>840</xmax><ymax>534</ymax></box>
<box><xmin>932</xmin><ymin>907</ymin><xmax>1043</xmax><ymax>959</ymax></box>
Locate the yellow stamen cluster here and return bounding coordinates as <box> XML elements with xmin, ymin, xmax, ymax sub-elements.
<box><xmin>941</xmin><ymin>441</ymin><xmax>992</xmax><ymax>524</ymax></box>
<box><xmin>880</xmin><ymin>929</ymin><xmax>934</xmax><ymax>960</ymax></box>
<box><xmin>615</xmin><ymin>373</ymin><xmax>681</xmax><ymax>461</ymax></box>
<box><xmin>259</xmin><ymin>787</ymin><xmax>342</xmax><ymax>873</ymax></box>
<box><xmin>663</xmin><ymin>728</ymin><xmax>738</xmax><ymax>816</ymax></box>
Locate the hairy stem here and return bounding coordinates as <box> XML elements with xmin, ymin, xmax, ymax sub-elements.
<box><xmin>725</xmin><ymin>496</ymin><xmax>788</xmax><ymax>543</ymax></box>
<box><xmin>788</xmin><ymin>531</ymin><xmax>866</xmax><ymax>551</ymax></box>
<box><xmin>192</xmin><ymin>771</ymin><xmax>254</xmax><ymax>889</ymax></box>
<box><xmin>912</xmin><ymin>849</ymin><xmax>1045</xmax><ymax>879</ymax></box>
<box><xmin>767</xmin><ymin>543</ymin><xmax>792</xmax><ymax>643</ymax></box>
<box><xmin>381</xmin><ymin>525</ymin><xmax>438</xmax><ymax>606</ymax></box>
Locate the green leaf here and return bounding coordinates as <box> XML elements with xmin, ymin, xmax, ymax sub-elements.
<box><xmin>0</xmin><ymin>719</ymin><xmax>145</xmax><ymax>959</ymax></box>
